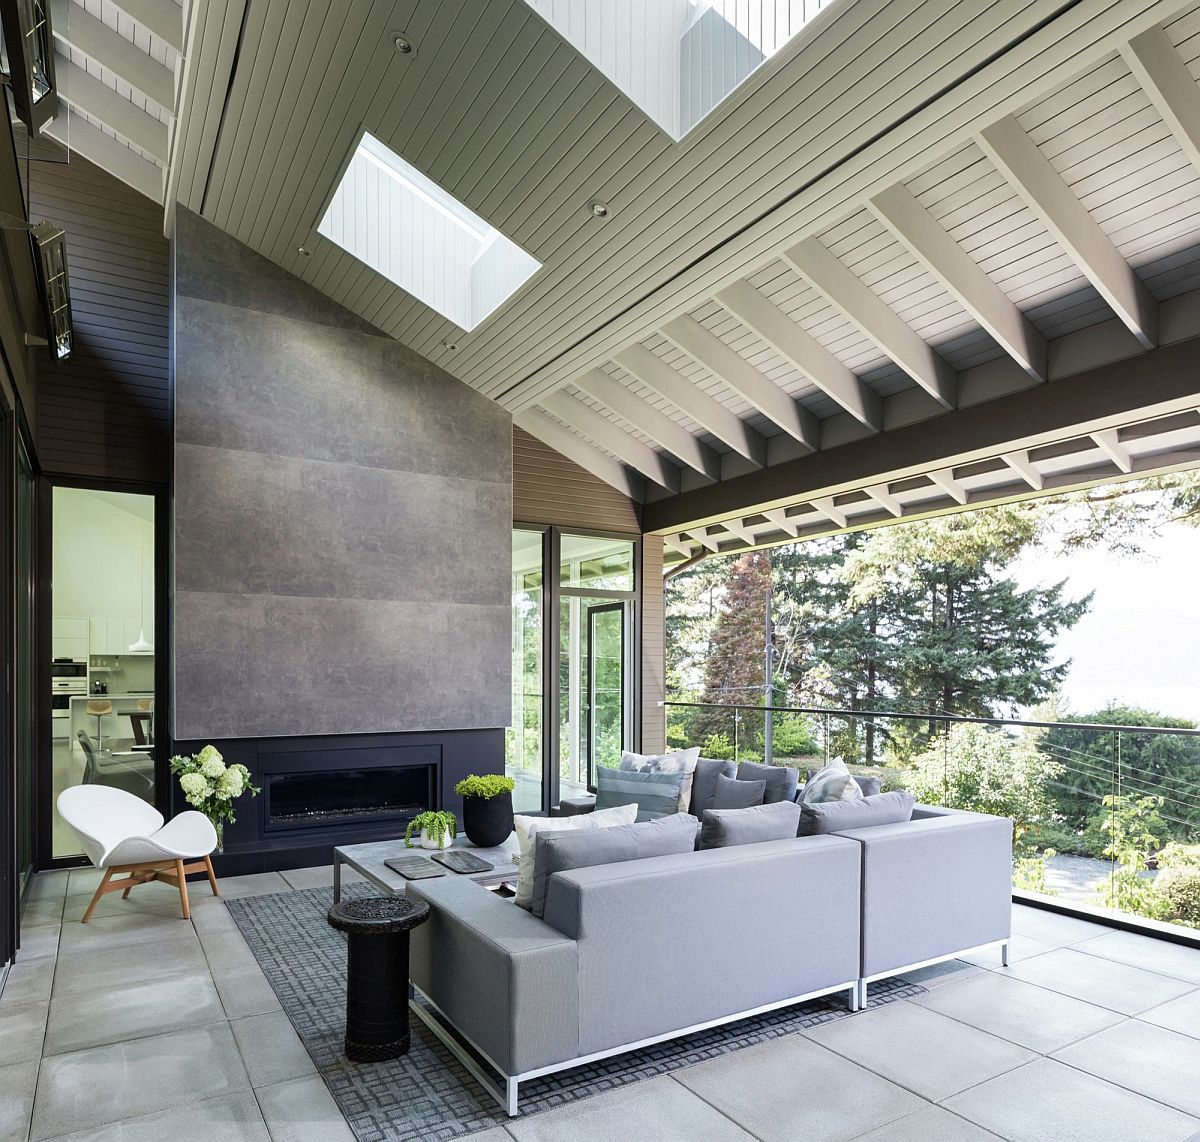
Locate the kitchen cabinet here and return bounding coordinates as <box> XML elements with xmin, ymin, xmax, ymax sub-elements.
<box><xmin>88</xmin><ymin>617</ymin><xmax>153</xmax><ymax>656</ymax></box>
<box><xmin>52</xmin><ymin>616</ymin><xmax>89</xmax><ymax>661</ymax></box>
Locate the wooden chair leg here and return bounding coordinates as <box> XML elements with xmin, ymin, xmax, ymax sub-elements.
<box><xmin>81</xmin><ymin>868</ymin><xmax>113</xmax><ymax>924</ymax></box>
<box><xmin>174</xmin><ymin>858</ymin><xmax>190</xmax><ymax>920</ymax></box>
<box><xmin>204</xmin><ymin>854</ymin><xmax>220</xmax><ymax>897</ymax></box>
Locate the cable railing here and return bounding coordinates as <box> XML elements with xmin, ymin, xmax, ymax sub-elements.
<box><xmin>663</xmin><ymin>699</ymin><xmax>1200</xmax><ymax>939</ymax></box>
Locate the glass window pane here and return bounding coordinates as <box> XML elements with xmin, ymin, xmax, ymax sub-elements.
<box><xmin>506</xmin><ymin>530</ymin><xmax>543</xmax><ymax>813</ymax></box>
<box><xmin>560</xmin><ymin>534</ymin><xmax>634</xmax><ymax>591</ymax></box>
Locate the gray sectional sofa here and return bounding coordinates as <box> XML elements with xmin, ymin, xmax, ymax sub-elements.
<box><xmin>405</xmin><ymin>801</ymin><xmax>1013</xmax><ymax>1116</ymax></box>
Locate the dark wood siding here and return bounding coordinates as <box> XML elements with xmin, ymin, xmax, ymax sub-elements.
<box><xmin>513</xmin><ymin>426</ymin><xmax>640</xmax><ymax>533</ymax></box>
<box><xmin>28</xmin><ymin>155</ymin><xmax>169</xmax><ymax>483</ymax></box>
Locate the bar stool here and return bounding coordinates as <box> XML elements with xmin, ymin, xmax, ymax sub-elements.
<box><xmin>86</xmin><ymin>699</ymin><xmax>113</xmax><ymax>750</ymax></box>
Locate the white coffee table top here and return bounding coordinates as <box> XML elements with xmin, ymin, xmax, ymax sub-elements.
<box><xmin>334</xmin><ymin>832</ymin><xmax>519</xmax><ymax>898</ymax></box>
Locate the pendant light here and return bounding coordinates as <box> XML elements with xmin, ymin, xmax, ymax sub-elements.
<box><xmin>128</xmin><ymin>498</ymin><xmax>154</xmax><ymax>654</ymax></box>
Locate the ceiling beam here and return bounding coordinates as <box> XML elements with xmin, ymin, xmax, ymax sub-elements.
<box><xmin>572</xmin><ymin>368</ymin><xmax>721</xmax><ymax>481</ymax></box>
<box><xmin>614</xmin><ymin>344</ymin><xmax>767</xmax><ymax>467</ymax></box>
<box><xmin>660</xmin><ymin>313</ymin><xmax>819</xmax><ymax>450</ymax></box>
<box><xmin>541</xmin><ymin>391</ymin><xmax>681</xmax><ymax>492</ymax></box>
<box><xmin>1122</xmin><ymin>25</ymin><xmax>1200</xmax><ymax>181</ymax></box>
<box><xmin>864</xmin><ymin>483</ymin><xmax>903</xmax><ymax>516</ymax></box>
<box><xmin>44</xmin><ymin>111</ymin><xmax>162</xmax><ymax>202</ymax></box>
<box><xmin>810</xmin><ymin>496</ymin><xmax>848</xmax><ymax>528</ymax></box>
<box><xmin>50</xmin><ymin>0</ymin><xmax>174</xmax><ymax>109</ymax></box>
<box><xmin>1000</xmin><ymin>450</ymin><xmax>1044</xmax><ymax>490</ymax></box>
<box><xmin>514</xmin><ymin>409</ymin><xmax>645</xmax><ymax>501</ymax></box>
<box><xmin>784</xmin><ymin>236</ymin><xmax>957</xmax><ymax>410</ymax></box>
<box><xmin>664</xmin><ymin>534</ymin><xmax>694</xmax><ymax>559</ymax></box>
<box><xmin>1090</xmin><ymin>429</ymin><xmax>1132</xmax><ymax>472</ymax></box>
<box><xmin>720</xmin><ymin>519</ymin><xmax>757</xmax><ymax>545</ymax></box>
<box><xmin>686</xmin><ymin>527</ymin><xmax>722</xmax><ymax>554</ymax></box>
<box><xmin>868</xmin><ymin>183</ymin><xmax>1047</xmax><ymax>382</ymax></box>
<box><xmin>715</xmin><ymin>279</ymin><xmax>882</xmax><ymax>431</ymax></box>
<box><xmin>927</xmin><ymin>469</ymin><xmax>967</xmax><ymax>504</ymax></box>
<box><xmin>762</xmin><ymin>508</ymin><xmax>799</xmax><ymax>537</ymax></box>
<box><xmin>56</xmin><ymin>54</ymin><xmax>168</xmax><ymax>162</ymax></box>
<box><xmin>977</xmin><ymin>115</ymin><xmax>1156</xmax><ymax>349</ymax></box>
<box><xmin>108</xmin><ymin>0</ymin><xmax>184</xmax><ymax>53</ymax></box>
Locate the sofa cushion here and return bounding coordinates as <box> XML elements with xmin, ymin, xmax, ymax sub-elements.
<box><xmin>797</xmin><ymin>790</ymin><xmax>916</xmax><ymax>837</ymax></box>
<box><xmin>619</xmin><ymin>747</ymin><xmax>700</xmax><ymax>813</ymax></box>
<box><xmin>512</xmin><ymin>803</ymin><xmax>637</xmax><ymax>910</ymax></box>
<box><xmin>531</xmin><ymin>813</ymin><xmax>700</xmax><ymax>918</ymax></box>
<box><xmin>711</xmin><ymin>773</ymin><xmax>766</xmax><ymax>810</ymax></box>
<box><xmin>688</xmin><ymin>757</ymin><xmax>736</xmax><ymax>817</ymax></box>
<box><xmin>699</xmin><ymin>800</ymin><xmax>802</xmax><ymax>850</ymax></box>
<box><xmin>595</xmin><ymin>767</ymin><xmax>686</xmax><ymax>822</ymax></box>
<box><xmin>800</xmin><ymin>759</ymin><xmax>864</xmax><ymax>804</ymax></box>
<box><xmin>737</xmin><ymin>760</ymin><xmax>799</xmax><ymax>804</ymax></box>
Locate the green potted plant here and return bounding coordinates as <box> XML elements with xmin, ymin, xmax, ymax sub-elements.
<box><xmin>170</xmin><ymin>744</ymin><xmax>259</xmax><ymax>852</ymax></box>
<box><xmin>404</xmin><ymin>809</ymin><xmax>457</xmax><ymax>849</ymax></box>
<box><xmin>455</xmin><ymin>774</ymin><xmax>516</xmax><ymax>848</ymax></box>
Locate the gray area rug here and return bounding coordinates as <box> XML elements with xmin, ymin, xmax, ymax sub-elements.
<box><xmin>227</xmin><ymin>885</ymin><xmax>924</xmax><ymax>1142</ymax></box>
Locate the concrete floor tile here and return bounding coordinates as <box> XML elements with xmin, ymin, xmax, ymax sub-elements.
<box><xmin>253</xmin><ymin>1075</ymin><xmax>354</xmax><ymax>1142</ymax></box>
<box><xmin>959</xmin><ymin>932</ymin><xmax>1053</xmax><ymax>967</ymax></box>
<box><xmin>911</xmin><ymin>971</ymin><xmax>1124</xmax><ymax>1053</ymax></box>
<box><xmin>195</xmin><ymin>926</ymin><xmax>258</xmax><ymax>970</ymax></box>
<box><xmin>804</xmin><ymin>1002</ymin><xmax>1034</xmax><ymax>1101</ymax></box>
<box><xmin>63</xmin><ymin>881</ymin><xmax>216</xmax><ymax>923</ymax></box>
<box><xmin>216</xmin><ymin>872</ymin><xmax>290</xmax><ymax>899</ymax></box>
<box><xmin>895</xmin><ymin>958</ymin><xmax>983</xmax><ymax>990</ymax></box>
<box><xmin>57</xmin><ymin>909</ymin><xmax>193</xmax><ymax>953</ymax></box>
<box><xmin>943</xmin><ymin>1058</ymin><xmax>1199</xmax><ymax>1142</ymax></box>
<box><xmin>849</xmin><ymin>1103</ymin><xmax>1001</xmax><ymax>1141</ymax></box>
<box><xmin>0</xmin><ymin>999</ymin><xmax>49</xmax><ymax>1065</ymax></box>
<box><xmin>0</xmin><ymin>1059</ymin><xmax>39</xmax><ymax>1141</ymax></box>
<box><xmin>27</xmin><ymin>871</ymin><xmax>70</xmax><ymax>903</ymax></box>
<box><xmin>52</xmin><ymin>932</ymin><xmax>207</xmax><ymax>999</ymax></box>
<box><xmin>459</xmin><ymin>1130</ymin><xmax>516</xmax><ymax>1142</ymax></box>
<box><xmin>1141</xmin><ymin>988</ymin><xmax>1200</xmax><ymax>1040</ymax></box>
<box><xmin>36</xmin><ymin>1091</ymin><xmax>271</xmax><ymax>1142</ymax></box>
<box><xmin>1055</xmin><ymin>1020</ymin><xmax>1200</xmax><ymax>1117</ymax></box>
<box><xmin>30</xmin><ymin>1023</ymin><xmax>250</xmax><ymax>1140</ymax></box>
<box><xmin>507</xmin><ymin>1075</ymin><xmax>752</xmax><ymax>1142</ymax></box>
<box><xmin>1080</xmin><ymin>930</ymin><xmax>1200</xmax><ymax>985</ymax></box>
<box><xmin>189</xmin><ymin>900</ymin><xmax>239</xmax><ymax>935</ymax></box>
<box><xmin>1</xmin><ymin>956</ymin><xmax>56</xmax><ymax>1005</ymax></box>
<box><xmin>212</xmin><ymin>961</ymin><xmax>282</xmax><ymax>1018</ymax></box>
<box><xmin>22</xmin><ymin>895</ymin><xmax>66</xmax><ymax>927</ymax></box>
<box><xmin>66</xmin><ymin>868</ymin><xmax>106</xmax><ymax>895</ymax></box>
<box><xmin>1006</xmin><ymin>947</ymin><xmax>1196</xmax><ymax>1015</ymax></box>
<box><xmin>1009</xmin><ymin>906</ymin><xmax>1112</xmax><ymax>947</ymax></box>
<box><xmin>44</xmin><ymin>971</ymin><xmax>224</xmax><ymax>1055</ymax></box>
<box><xmin>674</xmin><ymin>1034</ymin><xmax>924</xmax><ymax>1142</ymax></box>
<box><xmin>230</xmin><ymin>1011</ymin><xmax>316</xmax><ymax>1088</ymax></box>
<box><xmin>279</xmin><ymin>864</ymin><xmax>365</xmax><ymax>891</ymax></box>
<box><xmin>18</xmin><ymin>924</ymin><xmax>61</xmax><ymax>962</ymax></box>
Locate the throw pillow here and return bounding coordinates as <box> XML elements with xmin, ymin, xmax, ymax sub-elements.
<box><xmin>711</xmin><ymin>773</ymin><xmax>766</xmax><ymax>810</ymax></box>
<box><xmin>800</xmin><ymin>759</ymin><xmax>864</xmax><ymax>804</ymax></box>
<box><xmin>736</xmin><ymin>760</ymin><xmax>799</xmax><ymax>804</ymax></box>
<box><xmin>699</xmin><ymin>800</ymin><xmax>801</xmax><ymax>850</ymax></box>
<box><xmin>595</xmin><ymin>766</ymin><xmax>685</xmax><ymax>822</ymax></box>
<box><xmin>531</xmin><ymin>813</ymin><xmax>699</xmax><ymax>918</ymax></box>
<box><xmin>512</xmin><ymin>803</ymin><xmax>637</xmax><ymax>910</ymax></box>
<box><xmin>797</xmin><ymin>790</ymin><xmax>916</xmax><ymax>837</ymax></box>
<box><xmin>619</xmin><ymin>747</ymin><xmax>701</xmax><ymax>813</ymax></box>
<box><xmin>688</xmin><ymin>757</ymin><xmax>736</xmax><ymax>817</ymax></box>
<box><xmin>853</xmin><ymin>775</ymin><xmax>882</xmax><ymax>798</ymax></box>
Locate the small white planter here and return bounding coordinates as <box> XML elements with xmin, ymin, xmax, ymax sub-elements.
<box><xmin>420</xmin><ymin>827</ymin><xmax>454</xmax><ymax>850</ymax></box>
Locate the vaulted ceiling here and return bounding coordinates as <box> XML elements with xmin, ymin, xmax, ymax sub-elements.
<box><xmin>37</xmin><ymin>0</ymin><xmax>1200</xmax><ymax>556</ymax></box>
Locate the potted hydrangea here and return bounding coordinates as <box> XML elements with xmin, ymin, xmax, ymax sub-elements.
<box><xmin>169</xmin><ymin>745</ymin><xmax>259</xmax><ymax>852</ymax></box>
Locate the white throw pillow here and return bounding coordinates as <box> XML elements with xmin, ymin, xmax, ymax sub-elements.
<box><xmin>512</xmin><ymin>803</ymin><xmax>638</xmax><ymax>910</ymax></box>
<box><xmin>619</xmin><ymin>747</ymin><xmax>701</xmax><ymax>813</ymax></box>
<box><xmin>800</xmin><ymin>759</ymin><xmax>864</xmax><ymax>804</ymax></box>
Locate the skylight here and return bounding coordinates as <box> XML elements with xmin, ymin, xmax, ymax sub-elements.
<box><xmin>524</xmin><ymin>0</ymin><xmax>832</xmax><ymax>139</ymax></box>
<box><xmin>318</xmin><ymin>133</ymin><xmax>541</xmax><ymax>331</ymax></box>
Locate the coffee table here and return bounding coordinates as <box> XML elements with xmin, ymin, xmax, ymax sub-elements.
<box><xmin>333</xmin><ymin>832</ymin><xmax>518</xmax><ymax>903</ymax></box>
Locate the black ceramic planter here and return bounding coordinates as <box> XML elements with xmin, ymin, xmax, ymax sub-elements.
<box><xmin>462</xmin><ymin>791</ymin><xmax>513</xmax><ymax>848</ymax></box>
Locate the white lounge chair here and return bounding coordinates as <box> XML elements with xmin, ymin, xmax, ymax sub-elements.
<box><xmin>57</xmin><ymin>785</ymin><xmax>220</xmax><ymax>922</ymax></box>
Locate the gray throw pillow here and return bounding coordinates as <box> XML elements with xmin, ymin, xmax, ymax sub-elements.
<box><xmin>797</xmin><ymin>791</ymin><xmax>916</xmax><ymax>837</ymax></box>
<box><xmin>688</xmin><ymin>757</ymin><xmax>736</xmax><ymax>816</ymax></box>
<box><xmin>532</xmin><ymin>812</ymin><xmax>699</xmax><ymax>918</ymax></box>
<box><xmin>853</xmin><ymin>775</ymin><xmax>882</xmax><ymax>797</ymax></box>
<box><xmin>711</xmin><ymin>773</ymin><xmax>766</xmax><ymax>810</ymax></box>
<box><xmin>595</xmin><ymin>766</ymin><xmax>685</xmax><ymax>821</ymax></box>
<box><xmin>699</xmin><ymin>800</ymin><xmax>801</xmax><ymax>850</ymax></box>
<box><xmin>737</xmin><ymin>760</ymin><xmax>799</xmax><ymax>804</ymax></box>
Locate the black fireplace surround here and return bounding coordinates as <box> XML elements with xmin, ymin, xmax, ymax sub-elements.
<box><xmin>169</xmin><ymin>728</ymin><xmax>504</xmax><ymax>876</ymax></box>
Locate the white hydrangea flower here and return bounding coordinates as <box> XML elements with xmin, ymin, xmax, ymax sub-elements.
<box><xmin>201</xmin><ymin>756</ymin><xmax>226</xmax><ymax>779</ymax></box>
<box><xmin>218</xmin><ymin>769</ymin><xmax>244</xmax><ymax>798</ymax></box>
<box><xmin>179</xmin><ymin>772</ymin><xmax>210</xmax><ymax>806</ymax></box>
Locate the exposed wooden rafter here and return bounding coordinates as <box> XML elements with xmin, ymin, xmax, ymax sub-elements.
<box><xmin>1123</xmin><ymin>25</ymin><xmax>1200</xmax><ymax>180</ymax></box>
<box><xmin>513</xmin><ymin>409</ymin><xmax>645</xmax><ymax>502</ymax></box>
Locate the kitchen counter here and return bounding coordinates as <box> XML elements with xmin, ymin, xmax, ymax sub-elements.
<box><xmin>69</xmin><ymin>693</ymin><xmax>155</xmax><ymax>702</ymax></box>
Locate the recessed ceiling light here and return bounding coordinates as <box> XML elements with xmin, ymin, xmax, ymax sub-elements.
<box><xmin>393</xmin><ymin>33</ymin><xmax>413</xmax><ymax>54</ymax></box>
<box><xmin>589</xmin><ymin>201</ymin><xmax>610</xmax><ymax>218</ymax></box>
<box><xmin>297</xmin><ymin>245</ymin><xmax>311</xmax><ymax>257</ymax></box>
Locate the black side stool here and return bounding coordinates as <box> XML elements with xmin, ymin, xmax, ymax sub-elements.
<box><xmin>327</xmin><ymin>896</ymin><xmax>430</xmax><ymax>1062</ymax></box>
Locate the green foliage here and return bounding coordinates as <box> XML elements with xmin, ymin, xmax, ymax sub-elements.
<box><xmin>454</xmin><ymin>774</ymin><xmax>515</xmax><ymax>800</ymax></box>
<box><xmin>1013</xmin><ymin>853</ymin><xmax>1056</xmax><ymax>896</ymax></box>
<box><xmin>768</xmin><ymin>713</ymin><xmax>821</xmax><ymax>759</ymax></box>
<box><xmin>701</xmin><ymin>732</ymin><xmax>734</xmax><ymax>760</ymax></box>
<box><xmin>1082</xmin><ymin>795</ymin><xmax>1169</xmax><ymax>863</ymax></box>
<box><xmin>404</xmin><ymin>810</ymin><xmax>457</xmax><ymax>848</ymax></box>
<box><xmin>901</xmin><ymin>724</ymin><xmax>1061</xmax><ymax>855</ymax></box>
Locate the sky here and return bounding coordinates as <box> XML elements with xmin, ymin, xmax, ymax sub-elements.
<box><xmin>1012</xmin><ymin>524</ymin><xmax>1200</xmax><ymax>724</ymax></box>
